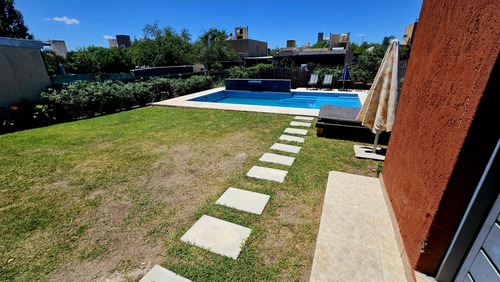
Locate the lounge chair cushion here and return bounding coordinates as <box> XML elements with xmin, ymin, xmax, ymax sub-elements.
<box><xmin>316</xmin><ymin>104</ymin><xmax>364</xmax><ymax>129</ymax></box>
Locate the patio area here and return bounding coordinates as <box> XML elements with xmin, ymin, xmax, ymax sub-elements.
<box><xmin>310</xmin><ymin>171</ymin><xmax>411</xmax><ymax>281</ymax></box>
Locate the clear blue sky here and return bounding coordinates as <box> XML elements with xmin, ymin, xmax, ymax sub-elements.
<box><xmin>16</xmin><ymin>0</ymin><xmax>423</xmax><ymax>51</ymax></box>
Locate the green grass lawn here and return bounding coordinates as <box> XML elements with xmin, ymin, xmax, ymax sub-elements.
<box><xmin>0</xmin><ymin>106</ymin><xmax>380</xmax><ymax>281</ymax></box>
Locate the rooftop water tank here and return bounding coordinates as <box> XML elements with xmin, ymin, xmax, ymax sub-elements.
<box><xmin>340</xmin><ymin>33</ymin><xmax>348</xmax><ymax>42</ymax></box>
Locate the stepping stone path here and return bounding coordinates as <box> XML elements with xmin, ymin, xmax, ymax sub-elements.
<box><xmin>294</xmin><ymin>116</ymin><xmax>314</xmax><ymax>121</ymax></box>
<box><xmin>290</xmin><ymin>121</ymin><xmax>312</xmax><ymax>127</ymax></box>
<box><xmin>159</xmin><ymin>116</ymin><xmax>315</xmax><ymax>280</ymax></box>
<box><xmin>180</xmin><ymin>215</ymin><xmax>252</xmax><ymax>260</ymax></box>
<box><xmin>216</xmin><ymin>187</ymin><xmax>270</xmax><ymax>215</ymax></box>
<box><xmin>279</xmin><ymin>134</ymin><xmax>304</xmax><ymax>143</ymax></box>
<box><xmin>284</xmin><ymin>127</ymin><xmax>308</xmax><ymax>135</ymax></box>
<box><xmin>271</xmin><ymin>143</ymin><xmax>301</xmax><ymax>154</ymax></box>
<box><xmin>259</xmin><ymin>152</ymin><xmax>295</xmax><ymax>166</ymax></box>
<box><xmin>246</xmin><ymin>165</ymin><xmax>288</xmax><ymax>182</ymax></box>
<box><xmin>140</xmin><ymin>265</ymin><xmax>191</xmax><ymax>282</ymax></box>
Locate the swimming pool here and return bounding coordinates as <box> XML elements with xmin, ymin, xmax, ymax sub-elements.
<box><xmin>189</xmin><ymin>90</ymin><xmax>361</xmax><ymax>109</ymax></box>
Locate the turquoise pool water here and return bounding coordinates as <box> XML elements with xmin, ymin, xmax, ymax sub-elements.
<box><xmin>189</xmin><ymin>90</ymin><xmax>361</xmax><ymax>109</ymax></box>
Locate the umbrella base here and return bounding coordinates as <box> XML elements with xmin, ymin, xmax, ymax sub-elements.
<box><xmin>353</xmin><ymin>145</ymin><xmax>386</xmax><ymax>161</ymax></box>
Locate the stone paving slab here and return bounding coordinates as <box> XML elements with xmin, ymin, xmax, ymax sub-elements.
<box><xmin>246</xmin><ymin>166</ymin><xmax>288</xmax><ymax>182</ymax></box>
<box><xmin>310</xmin><ymin>171</ymin><xmax>407</xmax><ymax>281</ymax></box>
<box><xmin>295</xmin><ymin>116</ymin><xmax>315</xmax><ymax>121</ymax></box>
<box><xmin>284</xmin><ymin>128</ymin><xmax>308</xmax><ymax>135</ymax></box>
<box><xmin>216</xmin><ymin>187</ymin><xmax>270</xmax><ymax>215</ymax></box>
<box><xmin>353</xmin><ymin>145</ymin><xmax>386</xmax><ymax>161</ymax></box>
<box><xmin>290</xmin><ymin>121</ymin><xmax>312</xmax><ymax>127</ymax></box>
<box><xmin>140</xmin><ymin>265</ymin><xmax>191</xmax><ymax>282</ymax></box>
<box><xmin>259</xmin><ymin>152</ymin><xmax>295</xmax><ymax>166</ymax></box>
<box><xmin>279</xmin><ymin>134</ymin><xmax>305</xmax><ymax>143</ymax></box>
<box><xmin>271</xmin><ymin>143</ymin><xmax>301</xmax><ymax>154</ymax></box>
<box><xmin>180</xmin><ymin>215</ymin><xmax>252</xmax><ymax>260</ymax></box>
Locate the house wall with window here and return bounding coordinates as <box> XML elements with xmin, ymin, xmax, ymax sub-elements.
<box><xmin>382</xmin><ymin>0</ymin><xmax>500</xmax><ymax>275</ymax></box>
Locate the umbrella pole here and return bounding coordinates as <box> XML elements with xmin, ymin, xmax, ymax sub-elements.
<box><xmin>373</xmin><ymin>132</ymin><xmax>380</xmax><ymax>153</ymax></box>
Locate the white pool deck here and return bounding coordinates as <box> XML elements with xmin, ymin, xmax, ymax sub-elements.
<box><xmin>153</xmin><ymin>87</ymin><xmax>368</xmax><ymax>116</ymax></box>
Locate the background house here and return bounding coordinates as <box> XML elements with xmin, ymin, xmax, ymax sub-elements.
<box><xmin>273</xmin><ymin>32</ymin><xmax>354</xmax><ymax>67</ymax></box>
<box><xmin>226</xmin><ymin>27</ymin><xmax>270</xmax><ymax>66</ymax></box>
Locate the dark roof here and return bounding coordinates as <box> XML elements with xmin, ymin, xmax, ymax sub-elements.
<box><xmin>273</xmin><ymin>49</ymin><xmax>347</xmax><ymax>58</ymax></box>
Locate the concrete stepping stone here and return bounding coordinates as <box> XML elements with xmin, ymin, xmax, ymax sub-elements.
<box><xmin>290</xmin><ymin>121</ymin><xmax>312</xmax><ymax>127</ymax></box>
<box><xmin>247</xmin><ymin>165</ymin><xmax>288</xmax><ymax>182</ymax></box>
<box><xmin>260</xmin><ymin>152</ymin><xmax>295</xmax><ymax>166</ymax></box>
<box><xmin>216</xmin><ymin>187</ymin><xmax>270</xmax><ymax>215</ymax></box>
<box><xmin>284</xmin><ymin>127</ymin><xmax>308</xmax><ymax>135</ymax></box>
<box><xmin>140</xmin><ymin>265</ymin><xmax>191</xmax><ymax>282</ymax></box>
<box><xmin>180</xmin><ymin>215</ymin><xmax>251</xmax><ymax>260</ymax></box>
<box><xmin>294</xmin><ymin>116</ymin><xmax>314</xmax><ymax>121</ymax></box>
<box><xmin>271</xmin><ymin>143</ymin><xmax>301</xmax><ymax>154</ymax></box>
<box><xmin>279</xmin><ymin>134</ymin><xmax>305</xmax><ymax>143</ymax></box>
<box><xmin>353</xmin><ymin>145</ymin><xmax>386</xmax><ymax>161</ymax></box>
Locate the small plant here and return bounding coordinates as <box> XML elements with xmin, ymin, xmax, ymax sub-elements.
<box><xmin>377</xmin><ymin>163</ymin><xmax>384</xmax><ymax>175</ymax></box>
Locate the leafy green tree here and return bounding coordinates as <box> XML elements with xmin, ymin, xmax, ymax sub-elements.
<box><xmin>65</xmin><ymin>46</ymin><xmax>132</xmax><ymax>74</ymax></box>
<box><xmin>311</xmin><ymin>40</ymin><xmax>327</xmax><ymax>48</ymax></box>
<box><xmin>381</xmin><ymin>35</ymin><xmax>396</xmax><ymax>47</ymax></box>
<box><xmin>400</xmin><ymin>45</ymin><xmax>411</xmax><ymax>61</ymax></box>
<box><xmin>86</xmin><ymin>46</ymin><xmax>132</xmax><ymax>73</ymax></box>
<box><xmin>267</xmin><ymin>46</ymin><xmax>280</xmax><ymax>56</ymax></box>
<box><xmin>41</xmin><ymin>49</ymin><xmax>66</xmax><ymax>75</ymax></box>
<box><xmin>0</xmin><ymin>0</ymin><xmax>32</xmax><ymax>39</ymax></box>
<box><xmin>66</xmin><ymin>48</ymin><xmax>96</xmax><ymax>73</ymax></box>
<box><xmin>127</xmin><ymin>22</ymin><xmax>196</xmax><ymax>67</ymax></box>
<box><xmin>194</xmin><ymin>28</ymin><xmax>237</xmax><ymax>71</ymax></box>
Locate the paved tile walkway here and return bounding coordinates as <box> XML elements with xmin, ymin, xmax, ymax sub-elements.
<box><xmin>279</xmin><ymin>134</ymin><xmax>305</xmax><ymax>143</ymax></box>
<box><xmin>271</xmin><ymin>143</ymin><xmax>301</xmax><ymax>154</ymax></box>
<box><xmin>259</xmin><ymin>152</ymin><xmax>295</xmax><ymax>166</ymax></box>
<box><xmin>180</xmin><ymin>215</ymin><xmax>252</xmax><ymax>259</ymax></box>
<box><xmin>140</xmin><ymin>265</ymin><xmax>191</xmax><ymax>282</ymax></box>
<box><xmin>246</xmin><ymin>165</ymin><xmax>288</xmax><ymax>182</ymax></box>
<box><xmin>216</xmin><ymin>187</ymin><xmax>270</xmax><ymax>215</ymax></box>
<box><xmin>310</xmin><ymin>171</ymin><xmax>408</xmax><ymax>281</ymax></box>
<box><xmin>284</xmin><ymin>128</ymin><xmax>308</xmax><ymax>135</ymax></box>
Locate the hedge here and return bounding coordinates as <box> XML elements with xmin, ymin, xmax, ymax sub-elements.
<box><xmin>40</xmin><ymin>75</ymin><xmax>214</xmax><ymax>120</ymax></box>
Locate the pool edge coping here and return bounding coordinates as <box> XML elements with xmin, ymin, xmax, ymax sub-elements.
<box><xmin>153</xmin><ymin>87</ymin><xmax>368</xmax><ymax>117</ymax></box>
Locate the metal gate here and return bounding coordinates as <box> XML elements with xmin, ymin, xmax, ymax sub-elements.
<box><xmin>454</xmin><ymin>195</ymin><xmax>500</xmax><ymax>281</ymax></box>
<box><xmin>437</xmin><ymin>139</ymin><xmax>500</xmax><ymax>281</ymax></box>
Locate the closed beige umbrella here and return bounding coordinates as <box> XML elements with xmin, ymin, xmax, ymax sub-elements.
<box><xmin>357</xmin><ymin>39</ymin><xmax>400</xmax><ymax>153</ymax></box>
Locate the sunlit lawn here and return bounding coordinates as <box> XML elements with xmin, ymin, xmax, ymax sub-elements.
<box><xmin>0</xmin><ymin>106</ymin><xmax>379</xmax><ymax>281</ymax></box>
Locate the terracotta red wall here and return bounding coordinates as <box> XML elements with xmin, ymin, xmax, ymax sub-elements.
<box><xmin>383</xmin><ymin>0</ymin><xmax>500</xmax><ymax>274</ymax></box>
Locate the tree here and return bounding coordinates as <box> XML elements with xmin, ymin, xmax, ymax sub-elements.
<box><xmin>0</xmin><ymin>0</ymin><xmax>32</xmax><ymax>39</ymax></box>
<box><xmin>127</xmin><ymin>22</ymin><xmax>196</xmax><ymax>67</ymax></box>
<box><xmin>267</xmin><ymin>46</ymin><xmax>280</xmax><ymax>56</ymax></box>
<box><xmin>41</xmin><ymin>50</ymin><xmax>66</xmax><ymax>75</ymax></box>
<box><xmin>311</xmin><ymin>40</ymin><xmax>327</xmax><ymax>48</ymax></box>
<box><xmin>194</xmin><ymin>28</ymin><xmax>237</xmax><ymax>71</ymax></box>
<box><xmin>381</xmin><ymin>35</ymin><xmax>396</xmax><ymax>47</ymax></box>
<box><xmin>65</xmin><ymin>46</ymin><xmax>132</xmax><ymax>74</ymax></box>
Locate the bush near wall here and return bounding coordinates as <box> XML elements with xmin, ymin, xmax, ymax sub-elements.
<box><xmin>39</xmin><ymin>75</ymin><xmax>214</xmax><ymax>121</ymax></box>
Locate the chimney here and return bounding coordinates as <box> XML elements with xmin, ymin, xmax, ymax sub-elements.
<box><xmin>318</xmin><ymin>32</ymin><xmax>324</xmax><ymax>43</ymax></box>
